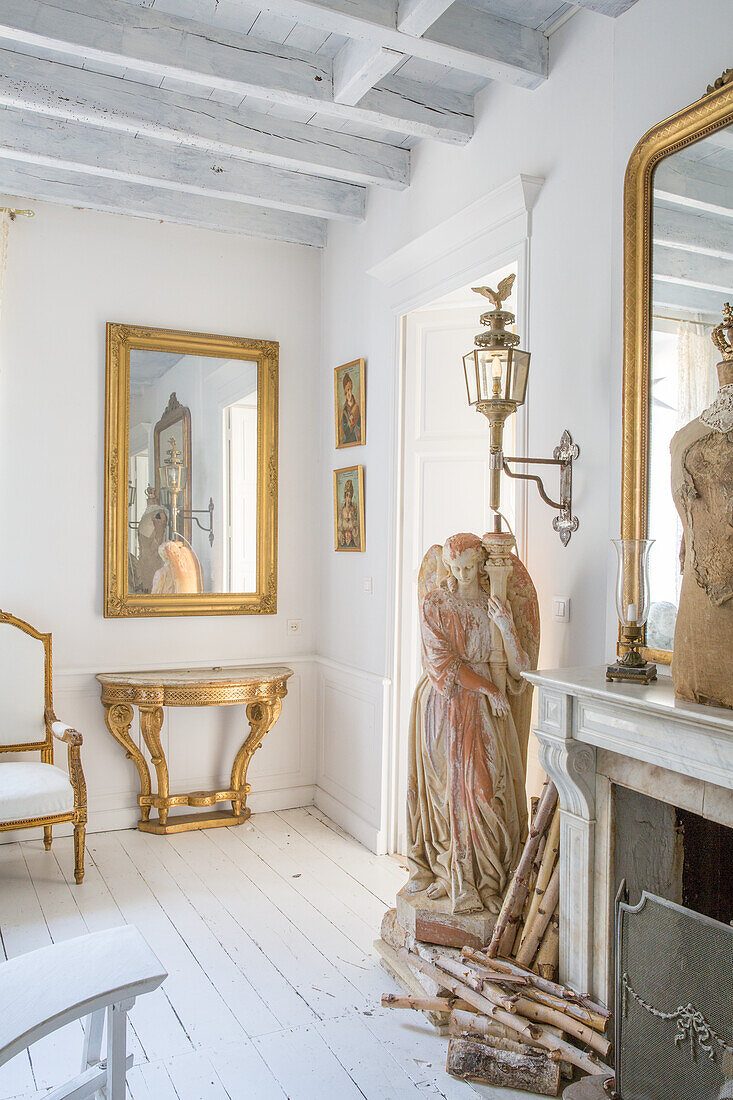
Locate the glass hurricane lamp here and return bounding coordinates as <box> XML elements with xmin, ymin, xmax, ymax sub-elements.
<box><xmin>607</xmin><ymin>538</ymin><xmax>657</xmax><ymax>684</ymax></box>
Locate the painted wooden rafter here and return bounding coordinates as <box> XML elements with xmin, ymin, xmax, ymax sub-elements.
<box><xmin>256</xmin><ymin>0</ymin><xmax>548</xmax><ymax>87</ymax></box>
<box><xmin>0</xmin><ymin>158</ymin><xmax>328</xmax><ymax>246</ymax></box>
<box><xmin>0</xmin><ymin>0</ymin><xmax>474</xmax><ymax>143</ymax></box>
<box><xmin>333</xmin><ymin>0</ymin><xmax>456</xmax><ymax>107</ymax></box>
<box><xmin>0</xmin><ymin>50</ymin><xmax>409</xmax><ymax>190</ymax></box>
<box><xmin>0</xmin><ymin>106</ymin><xmax>367</xmax><ymax>221</ymax></box>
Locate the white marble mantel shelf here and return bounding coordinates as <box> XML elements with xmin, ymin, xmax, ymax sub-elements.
<box><xmin>525</xmin><ymin>666</ymin><xmax>733</xmax><ymax>792</ymax></box>
<box><xmin>523</xmin><ymin>666</ymin><xmax>733</xmax><ymax>999</ymax></box>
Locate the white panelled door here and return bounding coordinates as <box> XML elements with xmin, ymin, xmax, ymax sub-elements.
<box><xmin>395</xmin><ymin>304</ymin><xmax>517</xmax><ymax>853</ymax></box>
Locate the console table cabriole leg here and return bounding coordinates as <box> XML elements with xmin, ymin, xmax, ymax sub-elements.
<box><xmin>103</xmin><ymin>703</ymin><xmax>153</xmax><ymax>823</ymax></box>
<box><xmin>138</xmin><ymin>705</ymin><xmax>168</xmax><ymax>826</ymax></box>
<box><xmin>230</xmin><ymin>697</ymin><xmax>283</xmax><ymax>817</ymax></box>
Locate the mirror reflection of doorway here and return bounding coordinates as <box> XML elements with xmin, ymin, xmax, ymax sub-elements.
<box><xmin>225</xmin><ymin>401</ymin><xmax>258</xmax><ymax>593</ymax></box>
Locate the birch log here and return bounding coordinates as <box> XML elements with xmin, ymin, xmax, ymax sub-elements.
<box><xmin>488</xmin><ymin>780</ymin><xmax>558</xmax><ymax>957</ymax></box>
<box><xmin>381</xmin><ymin>993</ymin><xmax>475</xmax><ymax>1012</ymax></box>
<box><xmin>535</xmin><ymin>910</ymin><xmax>561</xmax><ymax>983</ymax></box>
<box><xmin>457</xmin><ymin>950</ymin><xmax>606</xmax><ymax>1032</ymax></box>
<box><xmin>515</xmin><ymin>864</ymin><xmax>560</xmax><ymax>967</ymax></box>
<box><xmin>513</xmin><ymin>833</ymin><xmax>546</xmax><ymax>954</ymax></box>
<box><xmin>446</xmin><ymin>1035</ymin><xmax>561</xmax><ymax>1094</ymax></box>
<box><xmin>450</xmin><ymin>1011</ymin><xmax>574</xmax><ymax>1081</ymax></box>
<box><xmin>400</xmin><ymin>949</ymin><xmax>607</xmax><ymax>1076</ymax></box>
<box><xmin>519</xmin><ymin>807</ymin><xmax>560</xmax><ymax>953</ymax></box>
<box><xmin>461</xmin><ymin>952</ymin><xmax>610</xmax><ymax>1019</ymax></box>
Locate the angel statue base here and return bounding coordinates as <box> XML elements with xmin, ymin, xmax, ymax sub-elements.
<box><xmin>394</xmin><ymin>530</ymin><xmax>539</xmax><ymax>950</ymax></box>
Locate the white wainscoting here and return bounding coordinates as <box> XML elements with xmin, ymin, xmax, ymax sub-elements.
<box><xmin>1</xmin><ymin>655</ymin><xmax>317</xmax><ymax>843</ymax></box>
<box><xmin>314</xmin><ymin>657</ymin><xmax>392</xmax><ymax>854</ymax></box>
<box><xmin>3</xmin><ymin>654</ymin><xmax>396</xmax><ymax>856</ymax></box>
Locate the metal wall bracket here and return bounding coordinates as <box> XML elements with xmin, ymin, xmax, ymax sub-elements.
<box><xmin>503</xmin><ymin>429</ymin><xmax>580</xmax><ymax>546</ymax></box>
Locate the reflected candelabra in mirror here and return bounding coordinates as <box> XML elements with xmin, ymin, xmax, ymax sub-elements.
<box><xmin>621</xmin><ymin>70</ymin><xmax>733</xmax><ymax>664</ymax></box>
<box><xmin>106</xmin><ymin>323</ymin><xmax>278</xmax><ymax>617</ymax></box>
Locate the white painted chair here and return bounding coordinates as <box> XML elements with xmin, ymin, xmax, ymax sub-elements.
<box><xmin>0</xmin><ymin>610</ymin><xmax>87</xmax><ymax>882</ymax></box>
<box><xmin>0</xmin><ymin>926</ymin><xmax>167</xmax><ymax>1100</ymax></box>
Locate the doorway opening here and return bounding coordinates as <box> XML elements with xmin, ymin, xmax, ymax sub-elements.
<box><xmin>390</xmin><ymin>262</ymin><xmax>524</xmax><ymax>856</ymax></box>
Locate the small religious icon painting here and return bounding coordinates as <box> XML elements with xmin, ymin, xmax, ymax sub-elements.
<box><xmin>334</xmin><ymin>358</ymin><xmax>365</xmax><ymax>448</ymax></box>
<box><xmin>334</xmin><ymin>465</ymin><xmax>365</xmax><ymax>551</ymax></box>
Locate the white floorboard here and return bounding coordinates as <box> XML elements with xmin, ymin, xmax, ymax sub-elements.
<box><xmin>0</xmin><ymin>809</ymin><xmax>548</xmax><ymax>1100</ymax></box>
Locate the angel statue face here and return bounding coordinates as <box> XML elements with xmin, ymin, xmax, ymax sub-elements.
<box><xmin>443</xmin><ymin>533</ymin><xmax>484</xmax><ymax>592</ymax></box>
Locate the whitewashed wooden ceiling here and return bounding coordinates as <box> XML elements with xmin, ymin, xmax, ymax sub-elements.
<box><xmin>0</xmin><ymin>0</ymin><xmax>640</xmax><ymax>246</ymax></box>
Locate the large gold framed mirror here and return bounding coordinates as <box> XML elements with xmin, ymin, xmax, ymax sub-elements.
<box><xmin>622</xmin><ymin>70</ymin><xmax>733</xmax><ymax>664</ymax></box>
<box><xmin>105</xmin><ymin>323</ymin><xmax>278</xmax><ymax>617</ymax></box>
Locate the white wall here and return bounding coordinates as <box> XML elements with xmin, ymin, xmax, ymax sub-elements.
<box><xmin>316</xmin><ymin>0</ymin><xmax>731</xmax><ymax>848</ymax></box>
<box><xmin>0</xmin><ymin>200</ymin><xmax>321</xmax><ymax>834</ymax></box>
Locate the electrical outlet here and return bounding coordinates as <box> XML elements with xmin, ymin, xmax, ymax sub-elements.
<box><xmin>286</xmin><ymin>619</ymin><xmax>302</xmax><ymax>636</ymax></box>
<box><xmin>552</xmin><ymin>596</ymin><xmax>571</xmax><ymax>623</ymax></box>
<box><xmin>363</xmin><ymin>576</ymin><xmax>373</xmax><ymax>595</ymax></box>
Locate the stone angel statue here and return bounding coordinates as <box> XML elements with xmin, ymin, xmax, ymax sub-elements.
<box><xmin>405</xmin><ymin>531</ymin><xmax>540</xmax><ymax>917</ymax></box>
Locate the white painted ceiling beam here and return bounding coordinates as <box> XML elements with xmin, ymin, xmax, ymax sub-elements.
<box><xmin>570</xmin><ymin>0</ymin><xmax>638</xmax><ymax>15</ymax></box>
<box><xmin>332</xmin><ymin>0</ymin><xmax>454</xmax><ymax>112</ymax></box>
<box><xmin>653</xmin><ymin>244</ymin><xmax>733</xmax><ymax>298</ymax></box>
<box><xmin>0</xmin><ymin>0</ymin><xmax>473</xmax><ymax>141</ymax></box>
<box><xmin>655</xmin><ymin>158</ymin><xmax>733</xmax><ymax>220</ymax></box>
<box><xmin>0</xmin><ymin>50</ymin><xmax>410</xmax><ymax>189</ymax></box>
<box><xmin>0</xmin><ymin>107</ymin><xmax>366</xmax><ymax>221</ymax></box>
<box><xmin>654</xmin><ymin>207</ymin><xmax>733</xmax><ymax>263</ymax></box>
<box><xmin>397</xmin><ymin>0</ymin><xmax>455</xmax><ymax>35</ymax></box>
<box><xmin>653</xmin><ymin>279</ymin><xmax>727</xmax><ymax>323</ymax></box>
<box><xmin>333</xmin><ymin>40</ymin><xmax>401</xmax><ymax>105</ymax></box>
<box><xmin>0</xmin><ymin>160</ymin><xmax>327</xmax><ymax>246</ymax></box>
<box><xmin>359</xmin><ymin>75</ymin><xmax>471</xmax><ymax>142</ymax></box>
<box><xmin>256</xmin><ymin>0</ymin><xmax>548</xmax><ymax>87</ymax></box>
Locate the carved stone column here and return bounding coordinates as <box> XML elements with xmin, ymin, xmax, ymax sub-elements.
<box><xmin>534</xmin><ymin>684</ymin><xmax>596</xmax><ymax>996</ymax></box>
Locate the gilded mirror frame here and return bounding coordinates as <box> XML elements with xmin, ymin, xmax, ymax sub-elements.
<box><xmin>621</xmin><ymin>71</ymin><xmax>733</xmax><ymax>664</ymax></box>
<box><xmin>104</xmin><ymin>322</ymin><xmax>279</xmax><ymax>617</ymax></box>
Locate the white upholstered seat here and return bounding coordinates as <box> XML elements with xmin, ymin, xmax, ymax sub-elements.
<box><xmin>0</xmin><ymin>611</ymin><xmax>87</xmax><ymax>884</ymax></box>
<box><xmin>0</xmin><ymin>762</ymin><xmax>75</xmax><ymax>822</ymax></box>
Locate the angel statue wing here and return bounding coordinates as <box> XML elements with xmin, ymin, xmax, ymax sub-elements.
<box><xmin>417</xmin><ymin>544</ymin><xmax>448</xmax><ymax>612</ymax></box>
<box><xmin>505</xmin><ymin>553</ymin><xmax>540</xmax><ymax>769</ymax></box>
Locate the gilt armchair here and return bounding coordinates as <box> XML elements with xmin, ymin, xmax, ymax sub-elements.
<box><xmin>0</xmin><ymin>610</ymin><xmax>87</xmax><ymax>883</ymax></box>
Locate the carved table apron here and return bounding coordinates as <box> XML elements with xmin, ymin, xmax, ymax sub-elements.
<box><xmin>96</xmin><ymin>665</ymin><xmax>293</xmax><ymax>834</ymax></box>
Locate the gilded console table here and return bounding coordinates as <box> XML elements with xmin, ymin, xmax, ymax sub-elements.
<box><xmin>96</xmin><ymin>665</ymin><xmax>293</xmax><ymax>834</ymax></box>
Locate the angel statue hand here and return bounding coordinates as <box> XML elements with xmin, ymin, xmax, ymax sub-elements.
<box><xmin>480</xmin><ymin>681</ymin><xmax>510</xmax><ymax>718</ymax></box>
<box><xmin>487</xmin><ymin>595</ymin><xmax>515</xmax><ymax>637</ymax></box>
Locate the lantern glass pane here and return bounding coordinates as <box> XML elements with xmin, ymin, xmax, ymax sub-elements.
<box><xmin>477</xmin><ymin>349</ymin><xmax>507</xmax><ymax>400</ymax></box>
<box><xmin>463</xmin><ymin>351</ymin><xmax>479</xmax><ymax>405</ymax></box>
<box><xmin>507</xmin><ymin>349</ymin><xmax>530</xmax><ymax>405</ymax></box>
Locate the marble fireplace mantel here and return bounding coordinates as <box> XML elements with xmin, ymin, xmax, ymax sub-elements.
<box><xmin>524</xmin><ymin>667</ymin><xmax>733</xmax><ymax>1003</ymax></box>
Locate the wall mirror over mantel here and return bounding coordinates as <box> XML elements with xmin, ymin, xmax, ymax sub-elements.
<box><xmin>622</xmin><ymin>70</ymin><xmax>733</xmax><ymax>664</ymax></box>
<box><xmin>104</xmin><ymin>323</ymin><xmax>278</xmax><ymax>617</ymax></box>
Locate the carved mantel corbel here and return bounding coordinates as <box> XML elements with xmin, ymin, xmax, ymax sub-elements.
<box><xmin>532</xmin><ymin>683</ymin><xmax>597</xmax><ymax>997</ymax></box>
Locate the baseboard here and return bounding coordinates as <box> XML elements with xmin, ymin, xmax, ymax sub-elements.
<box><xmin>0</xmin><ymin>784</ymin><xmax>317</xmax><ymax>844</ymax></box>
<box><xmin>314</xmin><ymin>784</ymin><xmax>384</xmax><ymax>854</ymax></box>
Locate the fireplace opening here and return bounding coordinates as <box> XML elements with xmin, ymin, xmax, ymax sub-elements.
<box><xmin>612</xmin><ymin>784</ymin><xmax>733</xmax><ymax>927</ymax></box>
<box><xmin>677</xmin><ymin>807</ymin><xmax>733</xmax><ymax>926</ymax></box>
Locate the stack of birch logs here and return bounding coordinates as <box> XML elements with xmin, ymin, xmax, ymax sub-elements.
<box><xmin>382</xmin><ymin>782</ymin><xmax>613</xmax><ymax>1094</ymax></box>
<box><xmin>486</xmin><ymin>778</ymin><xmax>562</xmax><ymax>978</ymax></box>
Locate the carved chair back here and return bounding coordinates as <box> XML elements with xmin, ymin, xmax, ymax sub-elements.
<box><xmin>0</xmin><ymin>612</ymin><xmax>53</xmax><ymax>757</ymax></box>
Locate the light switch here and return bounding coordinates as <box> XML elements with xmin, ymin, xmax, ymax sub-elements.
<box><xmin>552</xmin><ymin>596</ymin><xmax>571</xmax><ymax>623</ymax></box>
<box><xmin>363</xmin><ymin>576</ymin><xmax>373</xmax><ymax>595</ymax></box>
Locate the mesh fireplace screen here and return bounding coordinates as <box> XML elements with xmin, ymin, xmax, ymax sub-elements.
<box><xmin>617</xmin><ymin>890</ymin><xmax>733</xmax><ymax>1100</ymax></box>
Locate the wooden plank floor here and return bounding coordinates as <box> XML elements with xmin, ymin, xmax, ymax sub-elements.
<box><xmin>0</xmin><ymin>808</ymin><xmax>543</xmax><ymax>1100</ymax></box>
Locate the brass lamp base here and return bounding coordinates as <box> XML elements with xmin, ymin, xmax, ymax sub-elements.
<box><xmin>606</xmin><ymin>659</ymin><xmax>657</xmax><ymax>685</ymax></box>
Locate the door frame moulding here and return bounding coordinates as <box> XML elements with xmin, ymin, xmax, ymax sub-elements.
<box><xmin>368</xmin><ymin>172</ymin><xmax>544</xmax><ymax>855</ymax></box>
